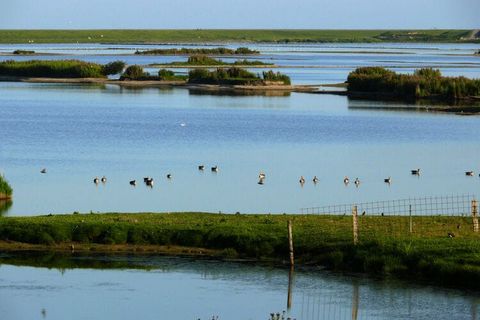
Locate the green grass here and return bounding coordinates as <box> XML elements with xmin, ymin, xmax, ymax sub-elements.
<box><xmin>165</xmin><ymin>55</ymin><xmax>273</xmax><ymax>67</ymax></box>
<box><xmin>1</xmin><ymin>212</ymin><xmax>480</xmax><ymax>289</ymax></box>
<box><xmin>136</xmin><ymin>47</ymin><xmax>259</xmax><ymax>55</ymax></box>
<box><xmin>0</xmin><ymin>59</ymin><xmax>126</xmax><ymax>78</ymax></box>
<box><xmin>0</xmin><ymin>29</ymin><xmax>476</xmax><ymax>44</ymax></box>
<box><xmin>187</xmin><ymin>67</ymin><xmax>290</xmax><ymax>85</ymax></box>
<box><xmin>0</xmin><ymin>175</ymin><xmax>12</xmax><ymax>199</ymax></box>
<box><xmin>347</xmin><ymin>67</ymin><xmax>480</xmax><ymax>100</ymax></box>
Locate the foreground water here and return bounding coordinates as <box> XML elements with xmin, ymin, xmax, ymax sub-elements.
<box><xmin>0</xmin><ymin>254</ymin><xmax>478</xmax><ymax>320</ymax></box>
<box><xmin>0</xmin><ymin>82</ymin><xmax>479</xmax><ymax>216</ymax></box>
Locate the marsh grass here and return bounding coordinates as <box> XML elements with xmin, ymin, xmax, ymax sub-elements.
<box><xmin>0</xmin><ymin>212</ymin><xmax>479</xmax><ymax>288</ymax></box>
<box><xmin>0</xmin><ymin>60</ymin><xmax>108</xmax><ymax>78</ymax></box>
<box><xmin>136</xmin><ymin>47</ymin><xmax>259</xmax><ymax>55</ymax></box>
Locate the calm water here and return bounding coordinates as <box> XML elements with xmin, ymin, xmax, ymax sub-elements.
<box><xmin>0</xmin><ymin>42</ymin><xmax>479</xmax><ymax>216</ymax></box>
<box><xmin>0</xmin><ymin>82</ymin><xmax>479</xmax><ymax>216</ymax></box>
<box><xmin>0</xmin><ymin>254</ymin><xmax>478</xmax><ymax>320</ymax></box>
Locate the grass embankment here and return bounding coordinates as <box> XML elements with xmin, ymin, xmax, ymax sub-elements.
<box><xmin>136</xmin><ymin>47</ymin><xmax>258</xmax><ymax>55</ymax></box>
<box><xmin>347</xmin><ymin>67</ymin><xmax>480</xmax><ymax>101</ymax></box>
<box><xmin>0</xmin><ymin>60</ymin><xmax>125</xmax><ymax>78</ymax></box>
<box><xmin>162</xmin><ymin>55</ymin><xmax>274</xmax><ymax>67</ymax></box>
<box><xmin>0</xmin><ymin>175</ymin><xmax>12</xmax><ymax>200</ymax></box>
<box><xmin>0</xmin><ymin>29</ymin><xmax>476</xmax><ymax>44</ymax></box>
<box><xmin>1</xmin><ymin>213</ymin><xmax>480</xmax><ymax>289</ymax></box>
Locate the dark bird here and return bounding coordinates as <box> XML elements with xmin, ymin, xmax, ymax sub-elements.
<box><xmin>143</xmin><ymin>177</ymin><xmax>150</xmax><ymax>183</ymax></box>
<box><xmin>129</xmin><ymin>180</ymin><xmax>136</xmax><ymax>186</ymax></box>
<box><xmin>146</xmin><ymin>178</ymin><xmax>154</xmax><ymax>187</ymax></box>
<box><xmin>40</xmin><ymin>168</ymin><xmax>47</xmax><ymax>174</ymax></box>
<box><xmin>411</xmin><ymin>168</ymin><xmax>421</xmax><ymax>175</ymax></box>
<box><xmin>166</xmin><ymin>174</ymin><xmax>172</xmax><ymax>179</ymax></box>
<box><xmin>362</xmin><ymin>211</ymin><xmax>366</xmax><ymax>216</ymax></box>
<box><xmin>312</xmin><ymin>176</ymin><xmax>319</xmax><ymax>184</ymax></box>
<box><xmin>343</xmin><ymin>176</ymin><xmax>350</xmax><ymax>185</ymax></box>
<box><xmin>93</xmin><ymin>177</ymin><xmax>99</xmax><ymax>184</ymax></box>
<box><xmin>211</xmin><ymin>166</ymin><xmax>218</xmax><ymax>172</ymax></box>
<box><xmin>299</xmin><ymin>176</ymin><xmax>305</xmax><ymax>184</ymax></box>
<box><xmin>354</xmin><ymin>178</ymin><xmax>360</xmax><ymax>187</ymax></box>
<box><xmin>447</xmin><ymin>232</ymin><xmax>455</xmax><ymax>238</ymax></box>
<box><xmin>466</xmin><ymin>171</ymin><xmax>474</xmax><ymax>176</ymax></box>
<box><xmin>457</xmin><ymin>224</ymin><xmax>461</xmax><ymax>229</ymax></box>
<box><xmin>101</xmin><ymin>176</ymin><xmax>107</xmax><ymax>183</ymax></box>
<box><xmin>198</xmin><ymin>165</ymin><xmax>205</xmax><ymax>171</ymax></box>
<box><xmin>384</xmin><ymin>177</ymin><xmax>391</xmax><ymax>184</ymax></box>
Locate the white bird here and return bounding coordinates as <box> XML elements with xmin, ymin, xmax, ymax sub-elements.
<box><xmin>101</xmin><ymin>176</ymin><xmax>107</xmax><ymax>183</ymax></box>
<box><xmin>93</xmin><ymin>177</ymin><xmax>99</xmax><ymax>184</ymax></box>
<box><xmin>344</xmin><ymin>176</ymin><xmax>350</xmax><ymax>185</ymax></box>
<box><xmin>299</xmin><ymin>176</ymin><xmax>305</xmax><ymax>184</ymax></box>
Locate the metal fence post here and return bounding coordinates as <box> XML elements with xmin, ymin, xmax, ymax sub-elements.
<box><xmin>409</xmin><ymin>204</ymin><xmax>413</xmax><ymax>234</ymax></box>
<box><xmin>352</xmin><ymin>205</ymin><xmax>359</xmax><ymax>245</ymax></box>
<box><xmin>472</xmin><ymin>200</ymin><xmax>479</xmax><ymax>233</ymax></box>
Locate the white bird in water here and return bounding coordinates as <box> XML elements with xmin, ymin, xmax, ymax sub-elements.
<box><xmin>180</xmin><ymin>122</ymin><xmax>186</xmax><ymax>127</ymax></box>
<box><xmin>343</xmin><ymin>176</ymin><xmax>350</xmax><ymax>185</ymax></box>
<box><xmin>299</xmin><ymin>176</ymin><xmax>305</xmax><ymax>185</ymax></box>
<box><xmin>93</xmin><ymin>177</ymin><xmax>99</xmax><ymax>184</ymax></box>
<box><xmin>259</xmin><ymin>172</ymin><xmax>266</xmax><ymax>179</ymax></box>
<box><xmin>101</xmin><ymin>176</ymin><xmax>107</xmax><ymax>183</ymax></box>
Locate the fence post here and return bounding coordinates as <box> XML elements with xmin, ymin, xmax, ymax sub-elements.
<box><xmin>409</xmin><ymin>204</ymin><xmax>413</xmax><ymax>234</ymax></box>
<box><xmin>352</xmin><ymin>206</ymin><xmax>359</xmax><ymax>245</ymax></box>
<box><xmin>472</xmin><ymin>200</ymin><xmax>479</xmax><ymax>233</ymax></box>
<box><xmin>288</xmin><ymin>220</ymin><xmax>294</xmax><ymax>266</ymax></box>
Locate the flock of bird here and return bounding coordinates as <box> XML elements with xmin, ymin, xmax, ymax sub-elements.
<box><xmin>38</xmin><ymin>166</ymin><xmax>480</xmax><ymax>188</ymax></box>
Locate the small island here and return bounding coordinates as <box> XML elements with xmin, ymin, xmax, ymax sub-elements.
<box><xmin>135</xmin><ymin>47</ymin><xmax>259</xmax><ymax>55</ymax></box>
<box><xmin>150</xmin><ymin>55</ymin><xmax>274</xmax><ymax>68</ymax></box>
<box><xmin>346</xmin><ymin>66</ymin><xmax>480</xmax><ymax>101</ymax></box>
<box><xmin>0</xmin><ymin>175</ymin><xmax>12</xmax><ymax>200</ymax></box>
<box><xmin>0</xmin><ymin>59</ymin><xmax>303</xmax><ymax>92</ymax></box>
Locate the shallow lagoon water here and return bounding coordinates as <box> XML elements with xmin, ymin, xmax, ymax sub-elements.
<box><xmin>0</xmin><ymin>82</ymin><xmax>479</xmax><ymax>216</ymax></box>
<box><xmin>0</xmin><ymin>255</ymin><xmax>478</xmax><ymax>320</ymax></box>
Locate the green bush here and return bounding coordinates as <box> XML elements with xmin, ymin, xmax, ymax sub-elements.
<box><xmin>102</xmin><ymin>61</ymin><xmax>126</xmax><ymax>75</ymax></box>
<box><xmin>262</xmin><ymin>70</ymin><xmax>291</xmax><ymax>85</ymax></box>
<box><xmin>0</xmin><ymin>175</ymin><xmax>12</xmax><ymax>197</ymax></box>
<box><xmin>0</xmin><ymin>60</ymin><xmax>107</xmax><ymax>78</ymax></box>
<box><xmin>347</xmin><ymin>66</ymin><xmax>480</xmax><ymax>99</ymax></box>
<box><xmin>120</xmin><ymin>65</ymin><xmax>146</xmax><ymax>80</ymax></box>
<box><xmin>13</xmin><ymin>50</ymin><xmax>35</xmax><ymax>55</ymax></box>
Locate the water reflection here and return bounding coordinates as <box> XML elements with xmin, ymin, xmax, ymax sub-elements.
<box><xmin>188</xmin><ymin>88</ymin><xmax>291</xmax><ymax>97</ymax></box>
<box><xmin>0</xmin><ymin>252</ymin><xmax>479</xmax><ymax>320</ymax></box>
<box><xmin>0</xmin><ymin>199</ymin><xmax>12</xmax><ymax>216</ymax></box>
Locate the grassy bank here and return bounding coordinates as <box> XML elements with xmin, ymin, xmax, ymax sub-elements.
<box><xmin>1</xmin><ymin>212</ymin><xmax>480</xmax><ymax>289</ymax></box>
<box><xmin>0</xmin><ymin>175</ymin><xmax>12</xmax><ymax>200</ymax></box>
<box><xmin>0</xmin><ymin>29</ymin><xmax>476</xmax><ymax>44</ymax></box>
<box><xmin>347</xmin><ymin>67</ymin><xmax>480</xmax><ymax>100</ymax></box>
<box><xmin>0</xmin><ymin>60</ymin><xmax>125</xmax><ymax>78</ymax></box>
<box><xmin>136</xmin><ymin>47</ymin><xmax>259</xmax><ymax>55</ymax></box>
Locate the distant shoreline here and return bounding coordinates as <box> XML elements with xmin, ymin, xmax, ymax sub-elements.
<box><xmin>0</xmin><ymin>29</ymin><xmax>478</xmax><ymax>44</ymax></box>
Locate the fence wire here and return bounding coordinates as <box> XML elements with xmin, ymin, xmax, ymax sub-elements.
<box><xmin>300</xmin><ymin>194</ymin><xmax>475</xmax><ymax>216</ymax></box>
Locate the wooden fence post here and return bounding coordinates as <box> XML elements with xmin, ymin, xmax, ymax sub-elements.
<box><xmin>472</xmin><ymin>200</ymin><xmax>479</xmax><ymax>233</ymax></box>
<box><xmin>352</xmin><ymin>206</ymin><xmax>359</xmax><ymax>245</ymax></box>
<box><xmin>409</xmin><ymin>204</ymin><xmax>413</xmax><ymax>234</ymax></box>
<box><xmin>288</xmin><ymin>220</ymin><xmax>294</xmax><ymax>266</ymax></box>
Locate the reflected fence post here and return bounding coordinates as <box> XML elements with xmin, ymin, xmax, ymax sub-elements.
<box><xmin>352</xmin><ymin>280</ymin><xmax>359</xmax><ymax>320</ymax></box>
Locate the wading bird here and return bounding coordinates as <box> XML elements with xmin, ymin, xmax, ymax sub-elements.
<box><xmin>129</xmin><ymin>180</ymin><xmax>136</xmax><ymax>186</ymax></box>
<box><xmin>344</xmin><ymin>176</ymin><xmax>350</xmax><ymax>185</ymax></box>
<box><xmin>411</xmin><ymin>168</ymin><xmax>421</xmax><ymax>175</ymax></box>
<box><xmin>211</xmin><ymin>166</ymin><xmax>218</xmax><ymax>172</ymax></box>
<box><xmin>93</xmin><ymin>177</ymin><xmax>99</xmax><ymax>184</ymax></box>
<box><xmin>312</xmin><ymin>176</ymin><xmax>319</xmax><ymax>184</ymax></box>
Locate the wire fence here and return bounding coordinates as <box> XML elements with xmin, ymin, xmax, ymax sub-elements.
<box><xmin>300</xmin><ymin>194</ymin><xmax>476</xmax><ymax>216</ymax></box>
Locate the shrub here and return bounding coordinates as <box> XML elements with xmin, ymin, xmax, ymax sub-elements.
<box><xmin>347</xmin><ymin>66</ymin><xmax>480</xmax><ymax>99</ymax></box>
<box><xmin>13</xmin><ymin>50</ymin><xmax>35</xmax><ymax>55</ymax></box>
<box><xmin>0</xmin><ymin>175</ymin><xmax>13</xmax><ymax>198</ymax></box>
<box><xmin>102</xmin><ymin>61</ymin><xmax>126</xmax><ymax>75</ymax></box>
<box><xmin>120</xmin><ymin>65</ymin><xmax>146</xmax><ymax>80</ymax></box>
<box><xmin>0</xmin><ymin>60</ymin><xmax>106</xmax><ymax>78</ymax></box>
<box><xmin>262</xmin><ymin>70</ymin><xmax>291</xmax><ymax>85</ymax></box>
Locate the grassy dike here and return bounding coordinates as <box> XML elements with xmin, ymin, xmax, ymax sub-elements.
<box><xmin>0</xmin><ymin>29</ymin><xmax>476</xmax><ymax>44</ymax></box>
<box><xmin>0</xmin><ymin>212</ymin><xmax>479</xmax><ymax>289</ymax></box>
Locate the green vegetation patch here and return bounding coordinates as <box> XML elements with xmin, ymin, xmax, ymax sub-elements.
<box><xmin>0</xmin><ymin>175</ymin><xmax>12</xmax><ymax>198</ymax></box>
<box><xmin>347</xmin><ymin>67</ymin><xmax>480</xmax><ymax>100</ymax></box>
<box><xmin>165</xmin><ymin>55</ymin><xmax>273</xmax><ymax>67</ymax></box>
<box><xmin>0</xmin><ymin>60</ymin><xmax>126</xmax><ymax>78</ymax></box>
<box><xmin>136</xmin><ymin>47</ymin><xmax>259</xmax><ymax>55</ymax></box>
<box><xmin>120</xmin><ymin>65</ymin><xmax>187</xmax><ymax>81</ymax></box>
<box><xmin>0</xmin><ymin>29</ymin><xmax>475</xmax><ymax>44</ymax></box>
<box><xmin>188</xmin><ymin>67</ymin><xmax>290</xmax><ymax>85</ymax></box>
<box><xmin>1</xmin><ymin>213</ymin><xmax>480</xmax><ymax>289</ymax></box>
